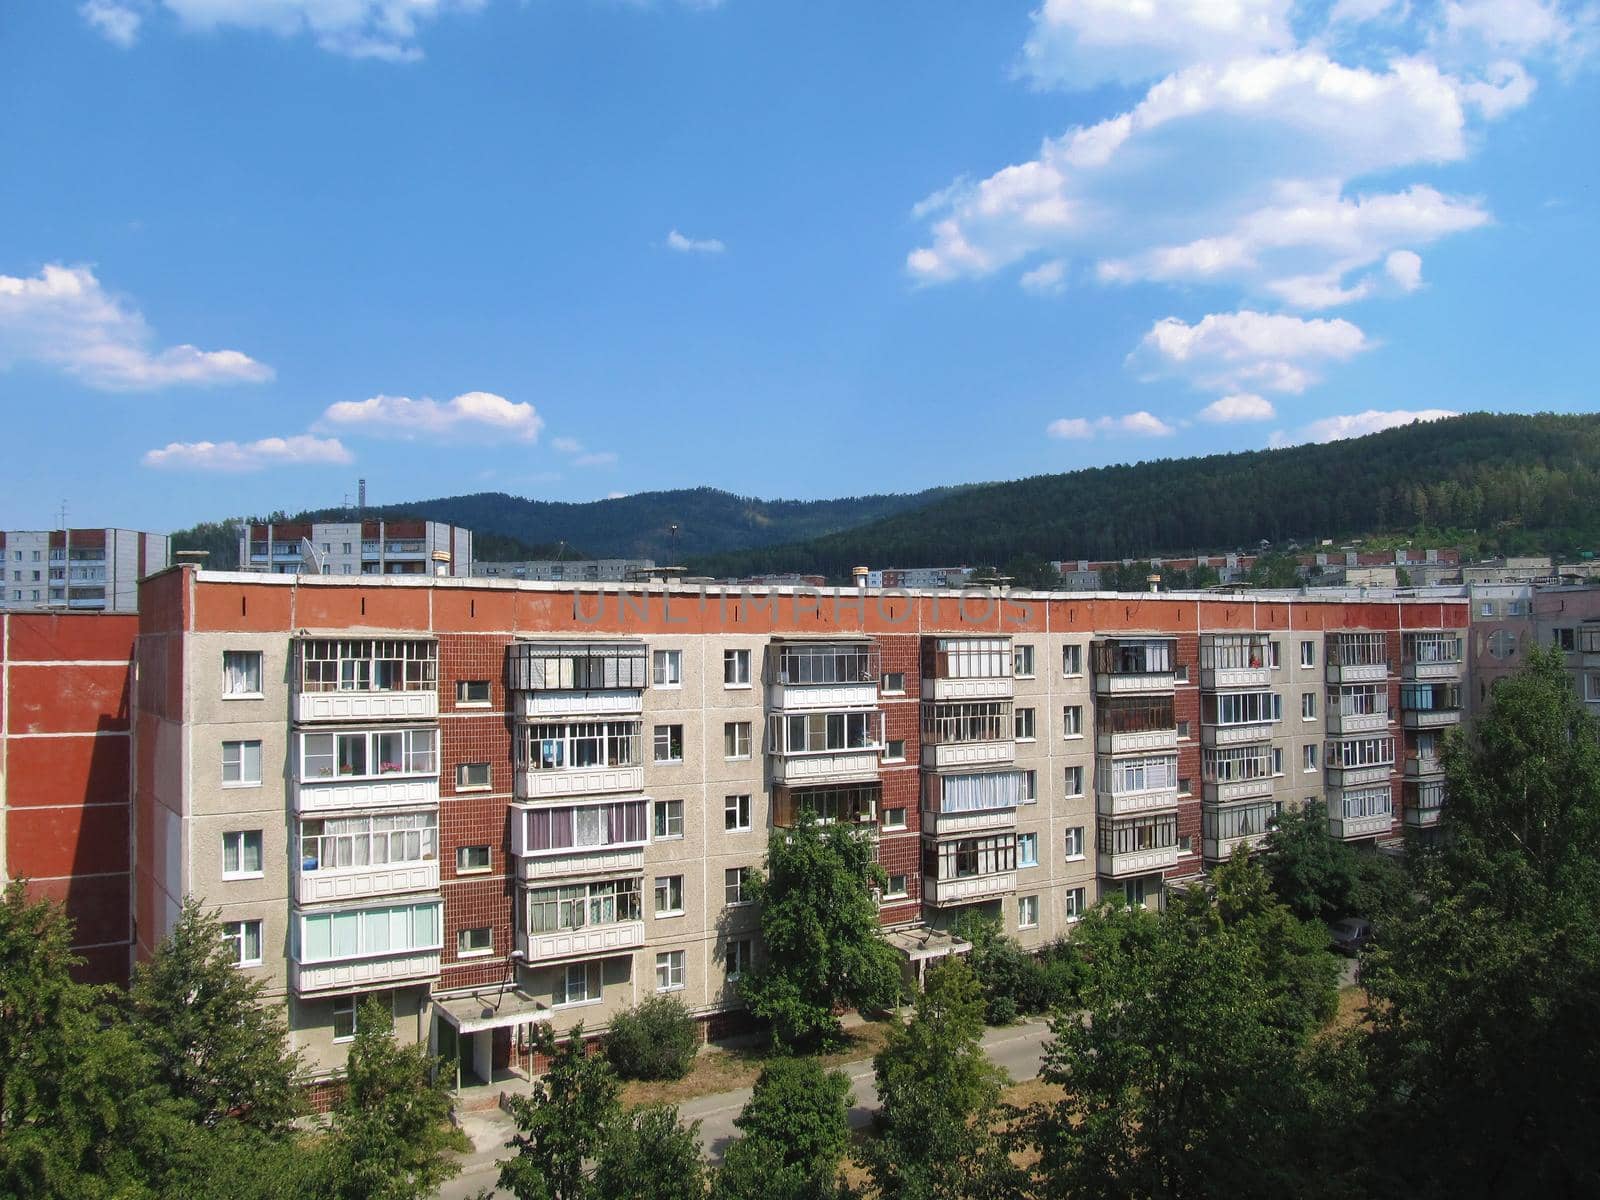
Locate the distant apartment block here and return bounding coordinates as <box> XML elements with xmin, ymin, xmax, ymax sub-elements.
<box><xmin>239</xmin><ymin>520</ymin><xmax>472</xmax><ymax>577</ymax></box>
<box><xmin>115</xmin><ymin>567</ymin><xmax>1463</xmax><ymax>1090</ymax></box>
<box><xmin>1468</xmin><ymin>581</ymin><xmax>1600</xmax><ymax>719</ymax></box>
<box><xmin>0</xmin><ymin>528</ymin><xmax>170</xmax><ymax>613</ymax></box>
<box><xmin>472</xmin><ymin>558</ymin><xmax>654</xmax><ymax>583</ymax></box>
<box><xmin>865</xmin><ymin>566</ymin><xmax>975</xmax><ymax>589</ymax></box>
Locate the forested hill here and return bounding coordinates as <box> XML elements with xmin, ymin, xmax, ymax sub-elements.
<box><xmin>688</xmin><ymin>413</ymin><xmax>1600</xmax><ymax>580</ymax></box>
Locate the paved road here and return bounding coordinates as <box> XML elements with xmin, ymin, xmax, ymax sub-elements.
<box><xmin>438</xmin><ymin>1017</ymin><xmax>1054</xmax><ymax>1199</ymax></box>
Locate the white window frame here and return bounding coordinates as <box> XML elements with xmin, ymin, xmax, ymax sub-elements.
<box><xmin>723</xmin><ymin>649</ymin><xmax>751</xmax><ymax>688</ymax></box>
<box><xmin>221</xmin><ymin>740</ymin><xmax>262</xmax><ymax>788</ymax></box>
<box><xmin>653</xmin><ymin>799</ymin><xmax>684</xmax><ymax>840</ymax></box>
<box><xmin>456</xmin><ymin>845</ymin><xmax>492</xmax><ymax>874</ymax></box>
<box><xmin>654</xmin><ymin>875</ymin><xmax>685</xmax><ymax>917</ymax></box>
<box><xmin>556</xmin><ymin>962</ymin><xmax>600</xmax><ymax>1008</ymax></box>
<box><xmin>724</xmin><ymin>793</ymin><xmax>752</xmax><ymax>833</ymax></box>
<box><xmin>881</xmin><ymin>806</ymin><xmax>907</xmax><ymax>831</ymax></box>
<box><xmin>1064</xmin><ymin>765</ymin><xmax>1084</xmax><ymax>797</ymax></box>
<box><xmin>1017</xmin><ymin>831</ymin><xmax>1039</xmax><ymax>867</ymax></box>
<box><xmin>723</xmin><ymin>721</ymin><xmax>753</xmax><ymax>761</ymax></box>
<box><xmin>1064</xmin><ymin>887</ymin><xmax>1087</xmax><ymax>921</ymax></box>
<box><xmin>1300</xmin><ymin>640</ymin><xmax>1315</xmax><ymax>668</ymax></box>
<box><xmin>656</xmin><ymin>950</ymin><xmax>686</xmax><ymax>992</ymax></box>
<box><xmin>1014</xmin><ymin>707</ymin><xmax>1036</xmax><ymax>741</ymax></box>
<box><xmin>222</xmin><ymin>650</ymin><xmax>264</xmax><ymax>698</ymax></box>
<box><xmin>652</xmin><ymin>649</ymin><xmax>682</xmax><ymax>688</ymax></box>
<box><xmin>222</xmin><ymin>830</ymin><xmax>264</xmax><ymax>880</ymax></box>
<box><xmin>457</xmin><ymin>927</ymin><xmax>493</xmax><ymax>958</ymax></box>
<box><xmin>882</xmin><ymin>672</ymin><xmax>906</xmax><ymax>695</ymax></box>
<box><xmin>455</xmin><ymin>762</ymin><xmax>492</xmax><ymax>791</ymax></box>
<box><xmin>223</xmin><ymin>919</ymin><xmax>263</xmax><ymax>968</ymax></box>
<box><xmin>1301</xmin><ymin>692</ymin><xmax>1317</xmax><ymax>720</ymax></box>
<box><xmin>1062</xmin><ymin>705</ymin><xmax>1083</xmax><ymax>738</ymax></box>
<box><xmin>883</xmin><ymin>873</ymin><xmax>909</xmax><ymax>900</ymax></box>
<box><xmin>1303</xmin><ymin>744</ymin><xmax>1319</xmax><ymax>771</ymax></box>
<box><xmin>1013</xmin><ymin>644</ymin><xmax>1035</xmax><ymax>678</ymax></box>
<box><xmin>724</xmin><ymin>867</ymin><xmax>750</xmax><ymax>906</ymax></box>
<box><xmin>725</xmin><ymin>937</ymin><xmax>753</xmax><ymax>980</ymax></box>
<box><xmin>1063</xmin><ymin>644</ymin><xmax>1083</xmax><ymax>676</ymax></box>
<box><xmin>884</xmin><ymin>738</ymin><xmax>907</xmax><ymax>763</ymax></box>
<box><xmin>455</xmin><ymin>679</ymin><xmax>492</xmax><ymax>706</ymax></box>
<box><xmin>653</xmin><ymin>724</ymin><xmax>684</xmax><ymax>764</ymax></box>
<box><xmin>1064</xmin><ymin>826</ymin><xmax>1085</xmax><ymax>860</ymax></box>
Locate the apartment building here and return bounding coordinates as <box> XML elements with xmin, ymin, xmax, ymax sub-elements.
<box><xmin>0</xmin><ymin>528</ymin><xmax>170</xmax><ymax>613</ymax></box>
<box><xmin>238</xmin><ymin>520</ymin><xmax>472</xmax><ymax>577</ymax></box>
<box><xmin>127</xmin><ymin>568</ymin><xmax>1465</xmax><ymax>1088</ymax></box>
<box><xmin>1468</xmin><ymin>581</ymin><xmax>1600</xmax><ymax>719</ymax></box>
<box><xmin>0</xmin><ymin>612</ymin><xmax>138</xmax><ymax>983</ymax></box>
<box><xmin>472</xmin><ymin>559</ymin><xmax>656</xmax><ymax>583</ymax></box>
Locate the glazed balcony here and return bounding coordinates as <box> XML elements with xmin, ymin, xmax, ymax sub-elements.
<box><xmin>295</xmin><ymin>859</ymin><xmax>439</xmax><ymax>906</ymax></box>
<box><xmin>295</xmin><ymin>639</ymin><xmax>438</xmax><ymax>722</ymax></box>
<box><xmin>1401</xmin><ymin>634</ymin><xmax>1464</xmax><ymax>681</ymax></box>
<box><xmin>515</xmin><ymin>721</ymin><xmax>644</xmax><ymax>800</ymax></box>
<box><xmin>1096</xmin><ymin>814</ymin><xmax>1179</xmax><ymax>878</ymax></box>
<box><xmin>1092</xmin><ymin>638</ymin><xmax>1177</xmax><ymax>696</ymax></box>
<box><xmin>1199</xmin><ymin>634</ymin><xmax>1274</xmax><ymax>690</ymax></box>
<box><xmin>1325</xmin><ymin>709</ymin><xmax>1389</xmax><ymax>736</ymax></box>
<box><xmin>767</xmin><ymin>641</ymin><xmax>881</xmax><ymax>710</ymax></box>
<box><xmin>517</xmin><ymin>920</ymin><xmax>646</xmax><ymax>964</ymax></box>
<box><xmin>1326</xmin><ymin>633</ymin><xmax>1389</xmax><ymax>684</ymax></box>
<box><xmin>920</xmin><ymin>637</ymin><xmax>1013</xmax><ymax>702</ymax></box>
<box><xmin>292</xmin><ymin>949</ymin><xmax>441</xmax><ymax>996</ymax></box>
<box><xmin>509</xmin><ymin>800</ymin><xmax>649</xmax><ymax>879</ymax></box>
<box><xmin>922</xmin><ymin>872</ymin><xmax>1017</xmax><ymax>906</ymax></box>
<box><xmin>1095</xmin><ymin>755</ymin><xmax>1180</xmax><ymax>817</ymax></box>
<box><xmin>1329</xmin><ymin>811</ymin><xmax>1393</xmax><ymax>840</ymax></box>
<box><xmin>921</xmin><ymin>772</ymin><xmax>1025</xmax><ymax>834</ymax></box>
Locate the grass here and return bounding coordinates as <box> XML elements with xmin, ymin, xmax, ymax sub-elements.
<box><xmin>619</xmin><ymin>1019</ymin><xmax>896</xmax><ymax>1110</ymax></box>
<box><xmin>1321</xmin><ymin>984</ymin><xmax>1375</xmax><ymax>1038</ymax></box>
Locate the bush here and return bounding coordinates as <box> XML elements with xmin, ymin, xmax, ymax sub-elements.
<box><xmin>604</xmin><ymin>996</ymin><xmax>701</xmax><ymax>1081</ymax></box>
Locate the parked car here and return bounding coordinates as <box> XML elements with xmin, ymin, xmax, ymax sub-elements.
<box><xmin>1329</xmin><ymin>917</ymin><xmax>1373</xmax><ymax>956</ymax></box>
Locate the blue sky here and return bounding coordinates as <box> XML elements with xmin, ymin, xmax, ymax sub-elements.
<box><xmin>2</xmin><ymin>0</ymin><xmax>1596</xmax><ymax>532</ymax></box>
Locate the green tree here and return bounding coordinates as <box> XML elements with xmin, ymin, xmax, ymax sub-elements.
<box><xmin>1024</xmin><ymin>901</ymin><xmax>1310</xmax><ymax>1200</ymax></box>
<box><xmin>864</xmin><ymin>957</ymin><xmax>1019</xmax><ymax>1200</ymax></box>
<box><xmin>500</xmin><ymin>1025</ymin><xmax>620</xmax><ymax>1200</ymax></box>
<box><xmin>593</xmin><ymin>1105</ymin><xmax>707</xmax><ymax>1200</ymax></box>
<box><xmin>1260</xmin><ymin>800</ymin><xmax>1358</xmax><ymax>922</ymax></box>
<box><xmin>318</xmin><ymin>997</ymin><xmax>459</xmax><ymax>1200</ymax></box>
<box><xmin>129</xmin><ymin>898</ymin><xmax>304</xmax><ymax>1133</ymax></box>
<box><xmin>603</xmin><ymin>995</ymin><xmax>701</xmax><ymax>1081</ymax></box>
<box><xmin>1354</xmin><ymin>644</ymin><xmax>1600</xmax><ymax>1197</ymax></box>
<box><xmin>739</xmin><ymin>810</ymin><xmax>900</xmax><ymax>1048</ymax></box>
<box><xmin>711</xmin><ymin>1058</ymin><xmax>851</xmax><ymax>1200</ymax></box>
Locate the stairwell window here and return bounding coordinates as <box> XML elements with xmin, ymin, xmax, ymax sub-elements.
<box><xmin>222</xmin><ymin>651</ymin><xmax>263</xmax><ymax>697</ymax></box>
<box><xmin>222</xmin><ymin>831</ymin><xmax>264</xmax><ymax>879</ymax></box>
<box><xmin>222</xmin><ymin>740</ymin><xmax>262</xmax><ymax>787</ymax></box>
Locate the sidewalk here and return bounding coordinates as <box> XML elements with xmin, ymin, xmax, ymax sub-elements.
<box><xmin>436</xmin><ymin>1016</ymin><xmax>1053</xmax><ymax>1199</ymax></box>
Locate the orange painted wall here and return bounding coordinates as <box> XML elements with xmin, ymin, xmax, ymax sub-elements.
<box><xmin>5</xmin><ymin>735</ymin><xmax>130</xmax><ymax>808</ymax></box>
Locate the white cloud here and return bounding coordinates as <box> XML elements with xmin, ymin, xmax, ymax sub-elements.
<box><xmin>1020</xmin><ymin>259</ymin><xmax>1068</xmax><ymax>295</ymax></box>
<box><xmin>550</xmin><ymin>436</ymin><xmax>582</xmax><ymax>453</ymax></box>
<box><xmin>1047</xmin><ymin>411</ymin><xmax>1176</xmax><ymax>439</ymax></box>
<box><xmin>319</xmin><ymin>391</ymin><xmax>544</xmax><ymax>441</ymax></box>
<box><xmin>1272</xmin><ymin>408</ymin><xmax>1459</xmax><ymax>445</ymax></box>
<box><xmin>80</xmin><ymin>1</ymin><xmax>142</xmax><ymax>46</ymax></box>
<box><xmin>1020</xmin><ymin>0</ymin><xmax>1296</xmax><ymax>89</ymax></box>
<box><xmin>0</xmin><ymin>263</ymin><xmax>273</xmax><ymax>391</ymax></box>
<box><xmin>142</xmin><ymin>434</ymin><xmax>351</xmax><ymax>472</ymax></box>
<box><xmin>1385</xmin><ymin>249</ymin><xmax>1423</xmax><ymax>291</ymax></box>
<box><xmin>1443</xmin><ymin>0</ymin><xmax>1578</xmax><ymax>56</ymax></box>
<box><xmin>1199</xmin><ymin>393</ymin><xmax>1276</xmax><ymax>422</ymax></box>
<box><xmin>149</xmin><ymin>0</ymin><xmax>487</xmax><ymax>61</ymax></box>
<box><xmin>606</xmin><ymin>491</ymin><xmax>628</xmax><ymax>500</ymax></box>
<box><xmin>666</xmin><ymin>229</ymin><xmax>726</xmax><ymax>254</ymax></box>
<box><xmin>1131</xmin><ymin>310</ymin><xmax>1369</xmax><ymax>393</ymax></box>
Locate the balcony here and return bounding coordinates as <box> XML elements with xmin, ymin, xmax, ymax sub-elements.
<box><xmin>1402</xmin><ymin>635</ymin><xmax>1464</xmax><ymax>680</ymax></box>
<box><xmin>770</xmin><ymin>679</ymin><xmax>880</xmax><ymax>710</ymax></box>
<box><xmin>1203</xmin><ymin>777</ymin><xmax>1277</xmax><ymax>804</ymax></box>
<box><xmin>1405</xmin><ymin>804</ymin><xmax>1443</xmax><ymax>828</ymax></box>
<box><xmin>514</xmin><ymin>845</ymin><xmax>646</xmax><ymax>882</ymax></box>
<box><xmin>922</xmin><ymin>872</ymin><xmax>1017</xmax><ymax>906</ymax></box>
<box><xmin>517</xmin><ymin>920</ymin><xmax>646</xmax><ymax>964</ymax></box>
<box><xmin>1404</xmin><ymin>755</ymin><xmax>1444</xmax><ymax>780</ymax></box>
<box><xmin>295</xmin><ymin>775</ymin><xmax>440</xmax><ymax>814</ymax></box>
<box><xmin>1094</xmin><ymin>670</ymin><xmax>1175</xmax><ymax>696</ymax></box>
<box><xmin>295</xmin><ymin>859</ymin><xmax>439</xmax><ymax>905</ymax></box>
<box><xmin>1200</xmin><ymin>721</ymin><xmax>1273</xmax><ymax>748</ymax></box>
<box><xmin>769</xmin><ymin>642</ymin><xmax>880</xmax><ymax>711</ymax></box>
<box><xmin>1402</xmin><ymin>708</ymin><xmax>1461</xmax><ymax>729</ymax></box>
<box><xmin>1199</xmin><ymin>635</ymin><xmax>1273</xmax><ymax>690</ymax></box>
<box><xmin>1325</xmin><ymin>710</ymin><xmax>1389</xmax><ymax>736</ymax></box>
<box><xmin>517</xmin><ymin>690</ymin><xmax>643</xmax><ymax>721</ymax></box>
<box><xmin>1324</xmin><ymin>763</ymin><xmax>1392</xmax><ymax>788</ymax></box>
<box><xmin>1326</xmin><ymin>660</ymin><xmax>1388</xmax><ymax>684</ymax></box>
<box><xmin>770</xmin><ymin>749</ymin><xmax>881</xmax><ymax>786</ymax></box>
<box><xmin>292</xmin><ymin>949</ymin><xmax>441</xmax><ymax>996</ymax></box>
<box><xmin>1203</xmin><ymin>830</ymin><xmax>1270</xmax><ymax>861</ymax></box>
<box><xmin>1402</xmin><ymin>657</ymin><xmax>1463</xmax><ymax>681</ymax></box>
<box><xmin>1095</xmin><ymin>772</ymin><xmax>1180</xmax><ymax>817</ymax></box>
<box><xmin>921</xmin><ymin>675</ymin><xmax>1013</xmax><ymax>702</ymax></box>
<box><xmin>1329</xmin><ymin>812</ymin><xmax>1392</xmax><ymax>840</ymax></box>
<box><xmin>922</xmin><ymin>807</ymin><xmax>1017</xmax><ymax>835</ymax></box>
<box><xmin>921</xmin><ymin>740</ymin><xmax>1014</xmax><ymax>771</ymax></box>
<box><xmin>1096</xmin><ymin>727</ymin><xmax>1178</xmax><ymax>756</ymax></box>
<box><xmin>514</xmin><ymin>764</ymin><xmax>644</xmax><ymax>801</ymax></box>
<box><xmin>296</xmin><ymin>690</ymin><xmax>439</xmax><ymax>723</ymax></box>
<box><xmin>921</xmin><ymin>638</ymin><xmax>1012</xmax><ymax>702</ymax></box>
<box><xmin>1096</xmin><ymin>844</ymin><xmax>1179</xmax><ymax>878</ymax></box>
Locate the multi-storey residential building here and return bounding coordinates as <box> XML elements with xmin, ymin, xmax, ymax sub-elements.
<box><xmin>0</xmin><ymin>528</ymin><xmax>170</xmax><ymax>612</ymax></box>
<box><xmin>238</xmin><ymin>520</ymin><xmax>472</xmax><ymax>577</ymax></box>
<box><xmin>472</xmin><ymin>559</ymin><xmax>655</xmax><ymax>583</ymax></box>
<box><xmin>126</xmin><ymin>568</ymin><xmax>1465</xmax><ymax>1090</ymax></box>
<box><xmin>1468</xmin><ymin>581</ymin><xmax>1600</xmax><ymax>717</ymax></box>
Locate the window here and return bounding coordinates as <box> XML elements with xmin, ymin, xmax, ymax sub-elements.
<box><xmin>1021</xmin><ymin>770</ymin><xmax>1038</xmax><ymax>803</ymax></box>
<box><xmin>882</xmin><ymin>806</ymin><xmax>906</xmax><ymax>830</ymax></box>
<box><xmin>222</xmin><ymin>740</ymin><xmax>262</xmax><ymax>786</ymax></box>
<box><xmin>1173</xmin><ymin>663</ymin><xmax>1189</xmax><ymax>683</ymax></box>
<box><xmin>925</xmin><ymin>834</ymin><xmax>1017</xmax><ymax>880</ymax></box>
<box><xmin>1480</xmin><ymin>601</ymin><xmax>1495</xmax><ymax>617</ymax></box>
<box><xmin>1302</xmin><ymin>692</ymin><xmax>1317</xmax><ymax>719</ymax></box>
<box><xmin>921</xmin><ymin>701</ymin><xmax>1009</xmax><ymax>744</ymax></box>
<box><xmin>884</xmin><ymin>873</ymin><xmax>909</xmax><ymax>899</ymax></box>
<box><xmin>1062</xmin><ymin>705</ymin><xmax>1083</xmax><ymax>737</ymax></box>
<box><xmin>654</xmin><ymin>800</ymin><xmax>684</xmax><ymax>839</ymax></box>
<box><xmin>656</xmin><ymin>950</ymin><xmax>686</xmax><ymax>991</ymax></box>
<box><xmin>556</xmin><ymin>963</ymin><xmax>598</xmax><ymax>1006</ymax></box>
<box><xmin>222</xmin><ymin>831</ymin><xmax>263</xmax><ymax>878</ymax></box>
<box><xmin>926</xmin><ymin>638</ymin><xmax>1012</xmax><ymax>680</ymax></box>
<box><xmin>724</xmin><ymin>793</ymin><xmax>752</xmax><ymax>832</ymax></box>
<box><xmin>1327</xmin><ymin>735</ymin><xmax>1396</xmax><ymax>769</ymax></box>
<box><xmin>775</xmin><ymin>643</ymin><xmax>876</xmax><ymax>684</ymax></box>
<box><xmin>1064</xmin><ymin>887</ymin><xmax>1087</xmax><ymax>921</ymax></box>
<box><xmin>1272</xmin><ymin>747</ymin><xmax>1285</xmax><ymax>775</ymax></box>
<box><xmin>1064</xmin><ymin>826</ymin><xmax>1085</xmax><ymax>859</ymax></box>
<box><xmin>723</xmin><ymin>649</ymin><xmax>750</xmax><ymax>686</ymax></box>
<box><xmin>1555</xmin><ymin>628</ymin><xmax>1577</xmax><ymax>652</ymax></box>
<box><xmin>1177</xmin><ymin>719</ymin><xmax>1192</xmax><ymax>739</ymax></box>
<box><xmin>222</xmin><ymin>920</ymin><xmax>263</xmax><ymax>967</ymax></box>
<box><xmin>297</xmin><ymin>902</ymin><xmax>442</xmax><ymax>963</ymax></box>
<box><xmin>1096</xmin><ymin>754</ymin><xmax>1178</xmax><ymax>794</ymax></box>
<box><xmin>1300</xmin><ymin>640</ymin><xmax>1315</xmax><ymax>667</ymax></box>
<box><xmin>1013</xmin><ymin>644</ymin><xmax>1035</xmax><ymax>677</ymax></box>
<box><xmin>654</xmin><ymin>725</ymin><xmax>684</xmax><ymax>764</ymax></box>
<box><xmin>723</xmin><ymin>722</ymin><xmax>753</xmax><ymax>760</ymax></box>
<box><xmin>520</xmin><ymin>721</ymin><xmax>638</xmax><ymax>772</ymax></box>
<box><xmin>222</xmin><ymin>650</ymin><xmax>263</xmax><ymax>696</ymax></box>
<box><xmin>1098</xmin><ymin>814</ymin><xmax>1178</xmax><ymax>857</ymax></box>
<box><xmin>883</xmin><ymin>672</ymin><xmax>906</xmax><ymax>694</ymax></box>
<box><xmin>1018</xmin><ymin>895</ymin><xmax>1039</xmax><ymax>929</ymax></box>
<box><xmin>456</xmin><ymin>762</ymin><xmax>491</xmax><ymax>790</ymax></box>
<box><xmin>1064</xmin><ymin>765</ymin><xmax>1084</xmax><ymax>797</ymax></box>
<box><xmin>457</xmin><ymin>927</ymin><xmax>493</xmax><ymax>957</ymax></box>
<box><xmin>726</xmin><ymin>938</ymin><xmax>753</xmax><ymax>979</ymax></box>
<box><xmin>1017</xmin><ymin>832</ymin><xmax>1039</xmax><ymax>867</ymax></box>
<box><xmin>654</xmin><ymin>875</ymin><xmax>685</xmax><ymax>916</ymax></box>
<box><xmin>884</xmin><ymin>738</ymin><xmax>906</xmax><ymax>762</ymax></box>
<box><xmin>299</xmin><ymin>639</ymin><xmax>436</xmax><ymax>693</ymax></box>
<box><xmin>1095</xmin><ymin>639</ymin><xmax>1174</xmax><ymax>675</ymax></box>
<box><xmin>456</xmin><ymin>845</ymin><xmax>491</xmax><ymax>874</ymax></box>
<box><xmin>652</xmin><ymin>649</ymin><xmax>682</xmax><ymax>687</ymax></box>
<box><xmin>302</xmin><ymin>728</ymin><xmax>437</xmax><ymax>779</ymax></box>
<box><xmin>332</xmin><ymin>995</ymin><xmax>362</xmax><ymax>1042</ymax></box>
<box><xmin>1014</xmin><ymin>707</ymin><xmax>1036</xmax><ymax>740</ymax></box>
<box><xmin>301</xmin><ymin>812</ymin><xmax>437</xmax><ymax>871</ymax></box>
<box><xmin>1201</xmin><ymin>691</ymin><xmax>1278</xmax><ymax>727</ymax></box>
<box><xmin>526</xmin><ymin>879</ymin><xmax>642</xmax><ymax>934</ymax></box>
<box><xmin>1178</xmin><ymin>776</ymin><xmax>1192</xmax><ymax>795</ymax></box>
<box><xmin>1303</xmin><ymin>744</ymin><xmax>1318</xmax><ymax>771</ymax></box>
<box><xmin>724</xmin><ymin>867</ymin><xmax>749</xmax><ymax>905</ymax></box>
<box><xmin>1063</xmin><ymin>644</ymin><xmax>1083</xmax><ymax>675</ymax></box>
<box><xmin>456</xmin><ymin>680</ymin><xmax>491</xmax><ymax>705</ymax></box>
<box><xmin>1268</xmin><ymin>641</ymin><xmax>1282</xmax><ymax>669</ymax></box>
<box><xmin>1098</xmin><ymin>694</ymin><xmax>1177</xmax><ymax>735</ymax></box>
<box><xmin>519</xmin><ymin>801</ymin><xmax>647</xmax><ymax>853</ymax></box>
